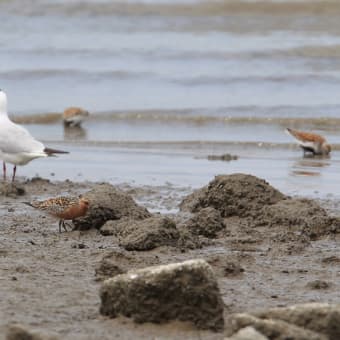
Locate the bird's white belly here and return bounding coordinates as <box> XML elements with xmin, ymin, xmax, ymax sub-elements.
<box><xmin>0</xmin><ymin>151</ymin><xmax>46</xmax><ymax>165</ymax></box>
<box><xmin>65</xmin><ymin>115</ymin><xmax>84</xmax><ymax>126</ymax></box>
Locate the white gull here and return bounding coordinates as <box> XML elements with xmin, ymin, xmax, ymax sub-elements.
<box><xmin>0</xmin><ymin>90</ymin><xmax>69</xmax><ymax>181</ymax></box>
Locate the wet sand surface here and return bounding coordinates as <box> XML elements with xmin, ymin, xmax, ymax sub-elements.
<box><xmin>0</xmin><ymin>176</ymin><xmax>339</xmax><ymax>339</ymax></box>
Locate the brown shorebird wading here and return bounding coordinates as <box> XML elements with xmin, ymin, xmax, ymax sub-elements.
<box><xmin>285</xmin><ymin>128</ymin><xmax>331</xmax><ymax>156</ymax></box>
<box><xmin>63</xmin><ymin>107</ymin><xmax>89</xmax><ymax>127</ymax></box>
<box><xmin>25</xmin><ymin>196</ymin><xmax>89</xmax><ymax>233</ymax></box>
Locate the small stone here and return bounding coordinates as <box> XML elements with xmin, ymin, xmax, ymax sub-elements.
<box><xmin>71</xmin><ymin>242</ymin><xmax>88</xmax><ymax>249</ymax></box>
<box><xmin>100</xmin><ymin>259</ymin><xmax>224</xmax><ymax>331</ymax></box>
<box><xmin>321</xmin><ymin>256</ymin><xmax>340</xmax><ymax>264</ymax></box>
<box><xmin>224</xmin><ymin>261</ymin><xmax>244</xmax><ymax>277</ymax></box>
<box><xmin>207</xmin><ymin>153</ymin><xmax>238</xmax><ymax>162</ymax></box>
<box><xmin>306</xmin><ymin>280</ymin><xmax>330</xmax><ymax>290</ymax></box>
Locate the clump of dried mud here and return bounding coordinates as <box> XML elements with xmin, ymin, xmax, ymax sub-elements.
<box><xmin>73</xmin><ymin>183</ymin><xmax>152</xmax><ymax>230</ymax></box>
<box><xmin>180</xmin><ymin>173</ymin><xmax>286</xmax><ymax>217</ymax></box>
<box><xmin>180</xmin><ymin>174</ymin><xmax>340</xmax><ymax>246</ymax></box>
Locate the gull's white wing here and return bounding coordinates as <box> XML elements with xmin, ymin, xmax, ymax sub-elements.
<box><xmin>0</xmin><ymin>118</ymin><xmax>45</xmax><ymax>155</ymax></box>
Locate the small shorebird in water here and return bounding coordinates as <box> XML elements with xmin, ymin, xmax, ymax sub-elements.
<box><xmin>25</xmin><ymin>196</ymin><xmax>89</xmax><ymax>233</ymax></box>
<box><xmin>285</xmin><ymin>128</ymin><xmax>331</xmax><ymax>156</ymax></box>
<box><xmin>63</xmin><ymin>107</ymin><xmax>89</xmax><ymax>127</ymax></box>
<box><xmin>0</xmin><ymin>90</ymin><xmax>69</xmax><ymax>181</ymax></box>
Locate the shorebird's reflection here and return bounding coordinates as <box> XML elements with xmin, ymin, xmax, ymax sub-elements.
<box><xmin>290</xmin><ymin>156</ymin><xmax>331</xmax><ymax>177</ymax></box>
<box><xmin>63</xmin><ymin>125</ymin><xmax>87</xmax><ymax>141</ymax></box>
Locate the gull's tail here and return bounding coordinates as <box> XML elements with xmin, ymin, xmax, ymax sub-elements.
<box><xmin>44</xmin><ymin>147</ymin><xmax>69</xmax><ymax>156</ymax></box>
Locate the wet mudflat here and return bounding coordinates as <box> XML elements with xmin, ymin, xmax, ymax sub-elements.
<box><xmin>0</xmin><ymin>175</ymin><xmax>339</xmax><ymax>339</ymax></box>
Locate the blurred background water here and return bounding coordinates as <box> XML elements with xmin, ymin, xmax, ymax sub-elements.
<box><xmin>1</xmin><ymin>0</ymin><xmax>340</xmax><ymax>198</ymax></box>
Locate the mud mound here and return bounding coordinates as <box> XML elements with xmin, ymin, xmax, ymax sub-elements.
<box><xmin>180</xmin><ymin>174</ymin><xmax>285</xmax><ymax>217</ymax></box>
<box><xmin>0</xmin><ymin>182</ymin><xmax>25</xmax><ymax>198</ymax></box>
<box><xmin>176</xmin><ymin>229</ymin><xmax>207</xmax><ymax>250</ymax></box>
<box><xmin>72</xmin><ymin>183</ymin><xmax>151</xmax><ymax>230</ymax></box>
<box><xmin>101</xmin><ymin>216</ymin><xmax>180</xmax><ymax>251</ymax></box>
<box><xmin>185</xmin><ymin>207</ymin><xmax>225</xmax><ymax>238</ymax></box>
<box><xmin>255</xmin><ymin>303</ymin><xmax>340</xmax><ymax>340</ymax></box>
<box><xmin>180</xmin><ymin>174</ymin><xmax>339</xmax><ymax>241</ymax></box>
<box><xmin>257</xmin><ymin>198</ymin><xmax>340</xmax><ymax>239</ymax></box>
<box><xmin>225</xmin><ymin>313</ymin><xmax>326</xmax><ymax>340</ymax></box>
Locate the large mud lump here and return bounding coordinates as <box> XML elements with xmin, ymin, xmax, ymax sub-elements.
<box><xmin>117</xmin><ymin>216</ymin><xmax>180</xmax><ymax>251</ymax></box>
<box><xmin>72</xmin><ymin>183</ymin><xmax>151</xmax><ymax>230</ymax></box>
<box><xmin>255</xmin><ymin>303</ymin><xmax>340</xmax><ymax>340</ymax></box>
<box><xmin>0</xmin><ymin>182</ymin><xmax>25</xmax><ymax>198</ymax></box>
<box><xmin>100</xmin><ymin>259</ymin><xmax>224</xmax><ymax>331</ymax></box>
<box><xmin>186</xmin><ymin>207</ymin><xmax>225</xmax><ymax>238</ymax></box>
<box><xmin>180</xmin><ymin>174</ymin><xmax>285</xmax><ymax>217</ymax></box>
<box><xmin>225</xmin><ymin>313</ymin><xmax>327</xmax><ymax>340</ymax></box>
<box><xmin>258</xmin><ymin>199</ymin><xmax>340</xmax><ymax>238</ymax></box>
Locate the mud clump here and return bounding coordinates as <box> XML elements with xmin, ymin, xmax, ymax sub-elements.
<box><xmin>257</xmin><ymin>198</ymin><xmax>340</xmax><ymax>239</ymax></box>
<box><xmin>95</xmin><ymin>255</ymin><xmax>127</xmax><ymax>281</ymax></box>
<box><xmin>6</xmin><ymin>323</ymin><xmax>59</xmax><ymax>340</ymax></box>
<box><xmin>254</xmin><ymin>303</ymin><xmax>340</xmax><ymax>340</ymax></box>
<box><xmin>207</xmin><ymin>153</ymin><xmax>238</xmax><ymax>162</ymax></box>
<box><xmin>322</xmin><ymin>256</ymin><xmax>340</xmax><ymax>264</ymax></box>
<box><xmin>101</xmin><ymin>216</ymin><xmax>180</xmax><ymax>251</ymax></box>
<box><xmin>180</xmin><ymin>174</ymin><xmax>286</xmax><ymax>217</ymax></box>
<box><xmin>306</xmin><ymin>280</ymin><xmax>331</xmax><ymax>290</ymax></box>
<box><xmin>225</xmin><ymin>313</ymin><xmax>326</xmax><ymax>340</ymax></box>
<box><xmin>100</xmin><ymin>259</ymin><xmax>224</xmax><ymax>331</ymax></box>
<box><xmin>176</xmin><ymin>229</ymin><xmax>206</xmax><ymax>250</ymax></box>
<box><xmin>180</xmin><ymin>174</ymin><xmax>340</xmax><ymax>243</ymax></box>
<box><xmin>101</xmin><ymin>214</ymin><xmax>203</xmax><ymax>251</ymax></box>
<box><xmin>0</xmin><ymin>182</ymin><xmax>25</xmax><ymax>198</ymax></box>
<box><xmin>185</xmin><ymin>207</ymin><xmax>225</xmax><ymax>238</ymax></box>
<box><xmin>72</xmin><ymin>183</ymin><xmax>151</xmax><ymax>230</ymax></box>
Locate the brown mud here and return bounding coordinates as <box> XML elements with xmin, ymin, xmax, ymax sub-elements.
<box><xmin>0</xmin><ymin>174</ymin><xmax>340</xmax><ymax>339</ymax></box>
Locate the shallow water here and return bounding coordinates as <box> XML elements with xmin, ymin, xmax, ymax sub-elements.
<box><xmin>1</xmin><ymin>0</ymin><xmax>340</xmax><ymax>198</ymax></box>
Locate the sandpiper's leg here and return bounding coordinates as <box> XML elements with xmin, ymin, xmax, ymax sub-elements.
<box><xmin>65</xmin><ymin>221</ymin><xmax>73</xmax><ymax>230</ymax></box>
<box><xmin>62</xmin><ymin>220</ymin><xmax>68</xmax><ymax>232</ymax></box>
<box><xmin>11</xmin><ymin>165</ymin><xmax>17</xmax><ymax>182</ymax></box>
<box><xmin>3</xmin><ymin>162</ymin><xmax>6</xmax><ymax>181</ymax></box>
<box><xmin>58</xmin><ymin>220</ymin><xmax>63</xmax><ymax>233</ymax></box>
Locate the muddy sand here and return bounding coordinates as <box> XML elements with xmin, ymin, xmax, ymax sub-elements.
<box><xmin>0</xmin><ymin>174</ymin><xmax>339</xmax><ymax>339</ymax></box>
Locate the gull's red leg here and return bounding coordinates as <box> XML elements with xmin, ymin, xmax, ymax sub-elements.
<box><xmin>11</xmin><ymin>165</ymin><xmax>16</xmax><ymax>182</ymax></box>
<box><xmin>3</xmin><ymin>162</ymin><xmax>6</xmax><ymax>181</ymax></box>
